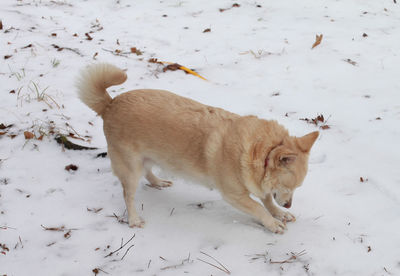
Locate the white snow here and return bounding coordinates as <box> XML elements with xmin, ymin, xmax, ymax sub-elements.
<box><xmin>1</xmin><ymin>0</ymin><xmax>400</xmax><ymax>275</ymax></box>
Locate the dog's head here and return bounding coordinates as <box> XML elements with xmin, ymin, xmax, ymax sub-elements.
<box><xmin>261</xmin><ymin>131</ymin><xmax>319</xmax><ymax>208</ymax></box>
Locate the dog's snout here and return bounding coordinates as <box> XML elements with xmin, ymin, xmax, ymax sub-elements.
<box><xmin>283</xmin><ymin>199</ymin><xmax>292</xmax><ymax>209</ymax></box>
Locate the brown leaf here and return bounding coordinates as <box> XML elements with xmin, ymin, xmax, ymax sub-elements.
<box><xmin>300</xmin><ymin>114</ymin><xmax>329</xmax><ymax>129</ymax></box>
<box><xmin>65</xmin><ymin>164</ymin><xmax>78</xmax><ymax>171</ymax></box>
<box><xmin>41</xmin><ymin>225</ymin><xmax>66</xmax><ymax>231</ymax></box>
<box><xmin>51</xmin><ymin>44</ymin><xmax>64</xmax><ymax>51</ymax></box>
<box><xmin>0</xmin><ymin>123</ymin><xmax>13</xmax><ymax>130</ymax></box>
<box><xmin>1</xmin><ymin>243</ymin><xmax>10</xmax><ymax>252</ymax></box>
<box><xmin>92</xmin><ymin>268</ymin><xmax>99</xmax><ymax>275</ymax></box>
<box><xmin>24</xmin><ymin>131</ymin><xmax>34</xmax><ymax>139</ymax></box>
<box><xmin>85</xmin><ymin>33</ymin><xmax>93</xmax><ymax>40</ymax></box>
<box><xmin>312</xmin><ymin>34</ymin><xmax>323</xmax><ymax>49</ymax></box>
<box><xmin>220</xmin><ymin>3</ymin><xmax>240</xmax><ymax>12</ymax></box>
<box><xmin>93</xmin><ymin>52</ymin><xmax>98</xmax><ymax>60</ymax></box>
<box><xmin>10</xmin><ymin>89</ymin><xmax>15</xmax><ymax>94</ymax></box>
<box><xmin>51</xmin><ymin>33</ymin><xmax>57</xmax><ymax>37</ymax></box>
<box><xmin>344</xmin><ymin>58</ymin><xmax>357</xmax><ymax>66</ymax></box>
<box><xmin>0</xmin><ymin>132</ymin><xmax>6</xmax><ymax>136</ymax></box>
<box><xmin>203</xmin><ymin>28</ymin><xmax>211</xmax><ymax>33</ymax></box>
<box><xmin>21</xmin><ymin>44</ymin><xmax>33</xmax><ymax>49</ymax></box>
<box><xmin>73</xmin><ymin>33</ymin><xmax>78</xmax><ymax>37</ymax></box>
<box><xmin>163</xmin><ymin>63</ymin><xmax>181</xmax><ymax>72</ymax></box>
<box><xmin>148</xmin><ymin>58</ymin><xmax>162</xmax><ymax>64</ymax></box>
<box><xmin>362</xmin><ymin>33</ymin><xmax>368</xmax><ymax>37</ymax></box>
<box><xmin>64</xmin><ymin>230</ymin><xmax>71</xmax><ymax>239</ymax></box>
<box><xmin>0</xmin><ymin>20</ymin><xmax>3</xmax><ymax>30</ymax></box>
<box><xmin>4</xmin><ymin>55</ymin><xmax>12</xmax><ymax>59</ymax></box>
<box><xmin>130</xmin><ymin>47</ymin><xmax>143</xmax><ymax>55</ymax></box>
<box><xmin>87</xmin><ymin>207</ymin><xmax>103</xmax><ymax>213</ymax></box>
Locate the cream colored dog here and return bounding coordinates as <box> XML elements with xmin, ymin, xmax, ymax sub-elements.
<box><xmin>77</xmin><ymin>63</ymin><xmax>318</xmax><ymax>234</ymax></box>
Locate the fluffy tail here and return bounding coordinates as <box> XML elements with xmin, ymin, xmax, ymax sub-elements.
<box><xmin>77</xmin><ymin>63</ymin><xmax>127</xmax><ymax>116</ymax></box>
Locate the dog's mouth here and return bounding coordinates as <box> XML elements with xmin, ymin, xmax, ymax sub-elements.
<box><xmin>283</xmin><ymin>201</ymin><xmax>292</xmax><ymax>209</ymax></box>
<box><xmin>273</xmin><ymin>192</ymin><xmax>292</xmax><ymax>208</ymax></box>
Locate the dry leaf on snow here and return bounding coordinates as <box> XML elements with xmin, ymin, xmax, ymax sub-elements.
<box><xmin>312</xmin><ymin>34</ymin><xmax>323</xmax><ymax>49</ymax></box>
<box><xmin>24</xmin><ymin>131</ymin><xmax>34</xmax><ymax>139</ymax></box>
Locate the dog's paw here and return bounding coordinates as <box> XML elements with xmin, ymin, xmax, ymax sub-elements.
<box><xmin>264</xmin><ymin>218</ymin><xmax>287</xmax><ymax>234</ymax></box>
<box><xmin>147</xmin><ymin>180</ymin><xmax>173</xmax><ymax>189</ymax></box>
<box><xmin>128</xmin><ymin>216</ymin><xmax>145</xmax><ymax>228</ymax></box>
<box><xmin>274</xmin><ymin>210</ymin><xmax>296</xmax><ymax>223</ymax></box>
<box><xmin>158</xmin><ymin>180</ymin><xmax>173</xmax><ymax>187</ymax></box>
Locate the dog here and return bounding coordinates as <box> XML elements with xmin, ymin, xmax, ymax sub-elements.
<box><xmin>77</xmin><ymin>63</ymin><xmax>319</xmax><ymax>234</ymax></box>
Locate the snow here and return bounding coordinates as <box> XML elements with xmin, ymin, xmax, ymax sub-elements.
<box><xmin>1</xmin><ymin>0</ymin><xmax>400</xmax><ymax>275</ymax></box>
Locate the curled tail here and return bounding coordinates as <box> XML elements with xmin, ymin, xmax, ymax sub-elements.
<box><xmin>77</xmin><ymin>63</ymin><xmax>127</xmax><ymax>116</ymax></box>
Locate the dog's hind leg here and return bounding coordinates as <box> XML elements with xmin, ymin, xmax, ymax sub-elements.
<box><xmin>143</xmin><ymin>159</ymin><xmax>173</xmax><ymax>188</ymax></box>
<box><xmin>108</xmin><ymin>146</ymin><xmax>145</xmax><ymax>228</ymax></box>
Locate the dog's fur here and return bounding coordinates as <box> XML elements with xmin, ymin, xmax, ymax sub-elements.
<box><xmin>77</xmin><ymin>63</ymin><xmax>319</xmax><ymax>234</ymax></box>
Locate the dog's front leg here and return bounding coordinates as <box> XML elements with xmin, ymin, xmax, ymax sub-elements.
<box><xmin>223</xmin><ymin>193</ymin><xmax>287</xmax><ymax>234</ymax></box>
<box><xmin>262</xmin><ymin>194</ymin><xmax>296</xmax><ymax>223</ymax></box>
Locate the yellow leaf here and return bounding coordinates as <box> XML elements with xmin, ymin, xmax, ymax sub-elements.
<box><xmin>312</xmin><ymin>34</ymin><xmax>323</xmax><ymax>49</ymax></box>
<box><xmin>160</xmin><ymin>61</ymin><xmax>207</xmax><ymax>81</ymax></box>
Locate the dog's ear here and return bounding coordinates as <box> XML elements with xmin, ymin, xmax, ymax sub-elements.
<box><xmin>296</xmin><ymin>131</ymin><xmax>319</xmax><ymax>153</ymax></box>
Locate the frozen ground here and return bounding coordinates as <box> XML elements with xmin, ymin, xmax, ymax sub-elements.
<box><xmin>1</xmin><ymin>0</ymin><xmax>400</xmax><ymax>275</ymax></box>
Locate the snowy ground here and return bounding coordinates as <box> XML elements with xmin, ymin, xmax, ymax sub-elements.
<box><xmin>1</xmin><ymin>0</ymin><xmax>400</xmax><ymax>275</ymax></box>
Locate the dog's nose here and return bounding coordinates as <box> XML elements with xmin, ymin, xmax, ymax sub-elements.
<box><xmin>283</xmin><ymin>200</ymin><xmax>292</xmax><ymax>209</ymax></box>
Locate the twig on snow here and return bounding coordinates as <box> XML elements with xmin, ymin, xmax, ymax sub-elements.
<box><xmin>270</xmin><ymin>250</ymin><xmax>307</xmax><ymax>264</ymax></box>
<box><xmin>102</xmin><ymin>48</ymin><xmax>130</xmax><ymax>57</ymax></box>
<box><xmin>246</xmin><ymin>252</ymin><xmax>268</xmax><ymax>262</ymax></box>
<box><xmin>197</xmin><ymin>251</ymin><xmax>230</xmax><ymax>274</ymax></box>
<box><xmin>120</xmin><ymin>244</ymin><xmax>135</xmax><ymax>260</ymax></box>
<box><xmin>106</xmin><ymin>212</ymin><xmax>128</xmax><ymax>224</ymax></box>
<box><xmin>161</xmin><ymin>253</ymin><xmax>192</xmax><ymax>271</ymax></box>
<box><xmin>0</xmin><ymin>225</ymin><xmax>16</xmax><ymax>230</ymax></box>
<box><xmin>104</xmin><ymin>234</ymin><xmax>135</xmax><ymax>258</ymax></box>
<box><xmin>92</xmin><ymin>268</ymin><xmax>109</xmax><ymax>275</ymax></box>
<box><xmin>41</xmin><ymin>224</ymin><xmax>78</xmax><ymax>231</ymax></box>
